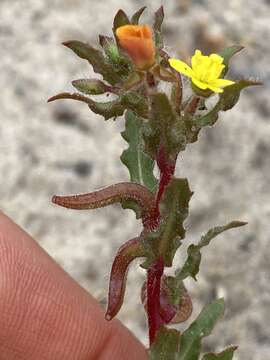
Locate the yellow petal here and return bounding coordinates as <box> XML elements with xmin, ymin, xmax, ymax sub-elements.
<box><xmin>207</xmin><ymin>84</ymin><xmax>224</xmax><ymax>93</ymax></box>
<box><xmin>169</xmin><ymin>58</ymin><xmax>194</xmax><ymax>78</ymax></box>
<box><xmin>209</xmin><ymin>53</ymin><xmax>224</xmax><ymax>65</ymax></box>
<box><xmin>191</xmin><ymin>49</ymin><xmax>203</xmax><ymax>69</ymax></box>
<box><xmin>211</xmin><ymin>78</ymin><xmax>235</xmax><ymax>87</ymax></box>
<box><xmin>191</xmin><ymin>77</ymin><xmax>208</xmax><ymax>90</ymax></box>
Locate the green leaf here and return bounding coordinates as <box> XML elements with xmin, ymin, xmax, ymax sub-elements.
<box><xmin>219</xmin><ymin>45</ymin><xmax>244</xmax><ymax>76</ymax></box>
<box><xmin>202</xmin><ymin>346</ymin><xmax>238</xmax><ymax>360</ymax></box>
<box><xmin>193</xmin><ymin>80</ymin><xmax>262</xmax><ymax>128</ymax></box>
<box><xmin>176</xmin><ymin>221</ymin><xmax>247</xmax><ymax>281</ymax></box>
<box><xmin>63</xmin><ymin>41</ymin><xmax>120</xmax><ymax>85</ymax></box>
<box><xmin>131</xmin><ymin>6</ymin><xmax>147</xmax><ymax>24</ymax></box>
<box><xmin>177</xmin><ymin>299</ymin><xmax>225</xmax><ymax>360</ymax></box>
<box><xmin>142</xmin><ymin>178</ymin><xmax>193</xmax><ymax>268</ymax></box>
<box><xmin>218</xmin><ymin>80</ymin><xmax>262</xmax><ymax>112</ymax></box>
<box><xmin>153</xmin><ymin>6</ymin><xmax>164</xmax><ymax>50</ymax></box>
<box><xmin>72</xmin><ymin>79</ymin><xmax>107</xmax><ymax>95</ymax></box>
<box><xmin>113</xmin><ymin>9</ymin><xmax>130</xmax><ymax>33</ymax></box>
<box><xmin>121</xmin><ymin>91</ymin><xmax>149</xmax><ymax>118</ymax></box>
<box><xmin>121</xmin><ymin>110</ymin><xmax>157</xmax><ymax>192</ymax></box>
<box><xmin>149</xmin><ymin>326</ymin><xmax>181</xmax><ymax>360</ymax></box>
<box><xmin>88</xmin><ymin>99</ymin><xmax>124</xmax><ymax>120</ymax></box>
<box><xmin>47</xmin><ymin>92</ymin><xmax>124</xmax><ymax>121</ymax></box>
<box><xmin>159</xmin><ymin>178</ymin><xmax>193</xmax><ymax>266</ymax></box>
<box><xmin>143</xmin><ymin>92</ymin><xmax>185</xmax><ymax>159</ymax></box>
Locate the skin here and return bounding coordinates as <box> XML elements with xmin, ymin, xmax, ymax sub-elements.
<box><xmin>0</xmin><ymin>211</ymin><xmax>147</xmax><ymax>360</ymax></box>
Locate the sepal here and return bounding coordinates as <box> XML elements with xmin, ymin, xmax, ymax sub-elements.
<box><xmin>131</xmin><ymin>6</ymin><xmax>147</xmax><ymax>25</ymax></box>
<box><xmin>113</xmin><ymin>9</ymin><xmax>130</xmax><ymax>35</ymax></box>
<box><xmin>153</xmin><ymin>6</ymin><xmax>164</xmax><ymax>51</ymax></box>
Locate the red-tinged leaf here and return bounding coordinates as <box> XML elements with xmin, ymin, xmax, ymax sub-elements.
<box><xmin>48</xmin><ymin>92</ymin><xmax>124</xmax><ymax>120</ymax></box>
<box><xmin>52</xmin><ymin>182</ymin><xmax>156</xmax><ymax>227</ymax></box>
<box><xmin>163</xmin><ymin>276</ymin><xmax>193</xmax><ymax>324</ymax></box>
<box><xmin>105</xmin><ymin>237</ymin><xmax>145</xmax><ymax>320</ymax></box>
<box><xmin>141</xmin><ymin>280</ymin><xmax>177</xmax><ymax>325</ymax></box>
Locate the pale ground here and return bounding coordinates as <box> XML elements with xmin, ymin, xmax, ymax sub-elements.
<box><xmin>0</xmin><ymin>0</ymin><xmax>270</xmax><ymax>359</ymax></box>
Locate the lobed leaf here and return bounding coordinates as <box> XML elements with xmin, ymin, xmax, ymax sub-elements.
<box><xmin>142</xmin><ymin>178</ymin><xmax>193</xmax><ymax>268</ymax></box>
<box><xmin>176</xmin><ymin>221</ymin><xmax>247</xmax><ymax>281</ymax></box>
<box><xmin>149</xmin><ymin>326</ymin><xmax>181</xmax><ymax>360</ymax></box>
<box><xmin>63</xmin><ymin>40</ymin><xmax>120</xmax><ymax>85</ymax></box>
<box><xmin>121</xmin><ymin>110</ymin><xmax>158</xmax><ymax>192</ymax></box>
<box><xmin>177</xmin><ymin>299</ymin><xmax>225</xmax><ymax>360</ymax></box>
<box><xmin>202</xmin><ymin>346</ymin><xmax>238</xmax><ymax>360</ymax></box>
<box><xmin>158</xmin><ymin>178</ymin><xmax>192</xmax><ymax>267</ymax></box>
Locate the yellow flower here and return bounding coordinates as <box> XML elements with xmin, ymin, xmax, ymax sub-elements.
<box><xmin>116</xmin><ymin>25</ymin><xmax>155</xmax><ymax>70</ymax></box>
<box><xmin>169</xmin><ymin>50</ymin><xmax>235</xmax><ymax>93</ymax></box>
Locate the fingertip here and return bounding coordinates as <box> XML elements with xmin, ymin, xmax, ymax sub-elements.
<box><xmin>0</xmin><ymin>212</ymin><xmax>146</xmax><ymax>359</ymax></box>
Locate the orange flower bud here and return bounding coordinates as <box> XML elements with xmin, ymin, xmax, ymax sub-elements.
<box><xmin>116</xmin><ymin>25</ymin><xmax>155</xmax><ymax>70</ymax></box>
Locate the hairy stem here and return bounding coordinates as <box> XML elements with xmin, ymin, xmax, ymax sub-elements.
<box><xmin>184</xmin><ymin>95</ymin><xmax>200</xmax><ymax>116</ymax></box>
<box><xmin>147</xmin><ymin>257</ymin><xmax>165</xmax><ymax>345</ymax></box>
<box><xmin>155</xmin><ymin>147</ymin><xmax>177</xmax><ymax>209</ymax></box>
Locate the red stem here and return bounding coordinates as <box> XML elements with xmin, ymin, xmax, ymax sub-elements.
<box><xmin>147</xmin><ymin>257</ymin><xmax>164</xmax><ymax>345</ymax></box>
<box><xmin>155</xmin><ymin>147</ymin><xmax>177</xmax><ymax>210</ymax></box>
<box><xmin>146</xmin><ymin>147</ymin><xmax>178</xmax><ymax>344</ymax></box>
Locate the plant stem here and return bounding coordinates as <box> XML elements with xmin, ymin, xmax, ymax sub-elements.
<box><xmin>156</xmin><ymin>147</ymin><xmax>177</xmax><ymax>208</ymax></box>
<box><xmin>147</xmin><ymin>257</ymin><xmax>164</xmax><ymax>345</ymax></box>
<box><xmin>184</xmin><ymin>95</ymin><xmax>200</xmax><ymax>116</ymax></box>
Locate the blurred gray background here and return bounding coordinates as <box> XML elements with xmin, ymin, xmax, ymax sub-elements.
<box><xmin>0</xmin><ymin>0</ymin><xmax>269</xmax><ymax>359</ymax></box>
